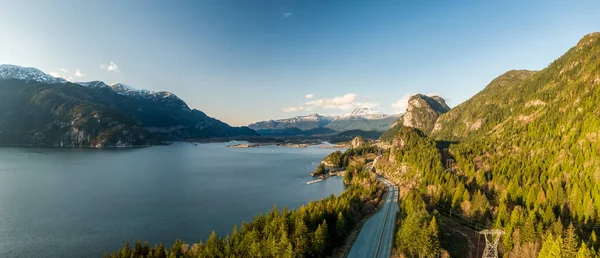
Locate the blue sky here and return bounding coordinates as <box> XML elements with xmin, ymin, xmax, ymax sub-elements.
<box><xmin>1</xmin><ymin>1</ymin><xmax>599</xmax><ymax>126</ymax></box>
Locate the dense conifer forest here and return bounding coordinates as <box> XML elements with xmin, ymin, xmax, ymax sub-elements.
<box><xmin>376</xmin><ymin>33</ymin><xmax>600</xmax><ymax>257</ymax></box>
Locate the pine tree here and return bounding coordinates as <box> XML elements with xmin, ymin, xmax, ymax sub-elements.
<box><xmin>562</xmin><ymin>223</ymin><xmax>578</xmax><ymax>257</ymax></box>
<box><xmin>590</xmin><ymin>230</ymin><xmax>598</xmax><ymax>249</ymax></box>
<box><xmin>293</xmin><ymin>217</ymin><xmax>310</xmax><ymax>256</ymax></box>
<box><xmin>133</xmin><ymin>239</ymin><xmax>143</xmax><ymax>257</ymax></box>
<box><xmin>538</xmin><ymin>233</ymin><xmax>562</xmax><ymax>258</ymax></box>
<box><xmin>120</xmin><ymin>242</ymin><xmax>132</xmax><ymax>258</ymax></box>
<box><xmin>156</xmin><ymin>243</ymin><xmax>167</xmax><ymax>258</ymax></box>
<box><xmin>173</xmin><ymin>239</ymin><xmax>185</xmax><ymax>258</ymax></box>
<box><xmin>522</xmin><ymin>214</ymin><xmax>536</xmax><ymax>244</ymax></box>
<box><xmin>423</xmin><ymin>216</ymin><xmax>441</xmax><ymax>256</ymax></box>
<box><xmin>335</xmin><ymin>211</ymin><xmax>347</xmax><ymax>242</ymax></box>
<box><xmin>204</xmin><ymin>231</ymin><xmax>222</xmax><ymax>257</ymax></box>
<box><xmin>313</xmin><ymin>220</ymin><xmax>329</xmax><ymax>257</ymax></box>
<box><xmin>575</xmin><ymin>242</ymin><xmax>590</xmax><ymax>258</ymax></box>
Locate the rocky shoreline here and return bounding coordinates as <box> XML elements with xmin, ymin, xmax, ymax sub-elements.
<box><xmin>227</xmin><ymin>143</ymin><xmax>261</xmax><ymax>148</ymax></box>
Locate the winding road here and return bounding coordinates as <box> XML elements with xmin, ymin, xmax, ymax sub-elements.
<box><xmin>348</xmin><ymin>176</ymin><xmax>399</xmax><ymax>258</ymax></box>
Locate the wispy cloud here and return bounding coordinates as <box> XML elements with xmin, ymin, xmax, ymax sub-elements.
<box><xmin>282</xmin><ymin>12</ymin><xmax>293</xmax><ymax>18</ymax></box>
<box><xmin>283</xmin><ymin>93</ymin><xmax>379</xmax><ymax>113</ymax></box>
<box><xmin>74</xmin><ymin>69</ymin><xmax>86</xmax><ymax>77</ymax></box>
<box><xmin>49</xmin><ymin>68</ymin><xmax>86</xmax><ymax>81</ymax></box>
<box><xmin>305</xmin><ymin>94</ymin><xmax>314</xmax><ymax>99</ymax></box>
<box><xmin>101</xmin><ymin>61</ymin><xmax>119</xmax><ymax>72</ymax></box>
<box><xmin>283</xmin><ymin>106</ymin><xmax>301</xmax><ymax>112</ymax></box>
<box><xmin>391</xmin><ymin>93</ymin><xmax>415</xmax><ymax>112</ymax></box>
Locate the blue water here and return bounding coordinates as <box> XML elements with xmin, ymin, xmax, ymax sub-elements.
<box><xmin>0</xmin><ymin>142</ymin><xmax>344</xmax><ymax>257</ymax></box>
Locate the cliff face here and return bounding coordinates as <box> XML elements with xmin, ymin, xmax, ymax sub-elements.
<box><xmin>402</xmin><ymin>94</ymin><xmax>451</xmax><ymax>135</ymax></box>
<box><xmin>379</xmin><ymin>94</ymin><xmax>450</xmax><ymax>142</ymax></box>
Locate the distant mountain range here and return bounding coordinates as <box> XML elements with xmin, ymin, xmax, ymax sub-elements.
<box><xmin>0</xmin><ymin>64</ymin><xmax>257</xmax><ymax>147</ymax></box>
<box><xmin>0</xmin><ymin>64</ymin><xmax>454</xmax><ymax>147</ymax></box>
<box><xmin>248</xmin><ymin>107</ymin><xmax>402</xmax><ymax>136</ymax></box>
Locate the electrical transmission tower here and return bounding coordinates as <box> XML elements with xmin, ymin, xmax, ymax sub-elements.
<box><xmin>479</xmin><ymin>229</ymin><xmax>504</xmax><ymax>258</ymax></box>
<box><xmin>446</xmin><ymin>159</ymin><xmax>455</xmax><ymax>172</ymax></box>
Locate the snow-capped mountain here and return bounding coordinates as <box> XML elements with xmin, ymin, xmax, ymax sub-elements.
<box><xmin>0</xmin><ymin>64</ymin><xmax>188</xmax><ymax>109</ymax></box>
<box><xmin>249</xmin><ymin>108</ymin><xmax>402</xmax><ymax>133</ymax></box>
<box><xmin>109</xmin><ymin>82</ymin><xmax>150</xmax><ymax>95</ymax></box>
<box><xmin>350</xmin><ymin>107</ymin><xmax>381</xmax><ymax>116</ymax></box>
<box><xmin>339</xmin><ymin>107</ymin><xmax>387</xmax><ymax>120</ymax></box>
<box><xmin>0</xmin><ymin>64</ymin><xmax>259</xmax><ymax>146</ymax></box>
<box><xmin>248</xmin><ymin>114</ymin><xmax>334</xmax><ymax>131</ymax></box>
<box><xmin>77</xmin><ymin>81</ymin><xmax>110</xmax><ymax>89</ymax></box>
<box><xmin>0</xmin><ymin>64</ymin><xmax>68</xmax><ymax>84</ymax></box>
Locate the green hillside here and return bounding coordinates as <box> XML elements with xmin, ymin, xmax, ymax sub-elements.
<box><xmin>431</xmin><ymin>70</ymin><xmax>537</xmax><ymax>141</ymax></box>
<box><xmin>379</xmin><ymin>32</ymin><xmax>600</xmax><ymax>257</ymax></box>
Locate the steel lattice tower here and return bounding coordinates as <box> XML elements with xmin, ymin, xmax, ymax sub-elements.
<box><xmin>479</xmin><ymin>229</ymin><xmax>504</xmax><ymax>258</ymax></box>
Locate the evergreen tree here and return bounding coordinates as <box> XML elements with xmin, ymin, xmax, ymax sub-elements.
<box><xmin>575</xmin><ymin>242</ymin><xmax>590</xmax><ymax>258</ymax></box>
<box><xmin>204</xmin><ymin>231</ymin><xmax>222</xmax><ymax>257</ymax></box>
<box><xmin>590</xmin><ymin>230</ymin><xmax>598</xmax><ymax>249</ymax></box>
<box><xmin>562</xmin><ymin>223</ymin><xmax>578</xmax><ymax>257</ymax></box>
<box><xmin>313</xmin><ymin>220</ymin><xmax>329</xmax><ymax>257</ymax></box>
<box><xmin>335</xmin><ymin>211</ymin><xmax>347</xmax><ymax>242</ymax></box>
<box><xmin>538</xmin><ymin>233</ymin><xmax>561</xmax><ymax>258</ymax></box>
<box><xmin>294</xmin><ymin>217</ymin><xmax>310</xmax><ymax>256</ymax></box>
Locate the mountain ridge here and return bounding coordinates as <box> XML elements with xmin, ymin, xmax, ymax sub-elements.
<box><xmin>0</xmin><ymin>64</ymin><xmax>258</xmax><ymax>146</ymax></box>
<box><xmin>249</xmin><ymin>108</ymin><xmax>402</xmax><ymax>134</ymax></box>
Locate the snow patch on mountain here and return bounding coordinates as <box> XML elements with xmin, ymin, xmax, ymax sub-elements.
<box><xmin>77</xmin><ymin>81</ymin><xmax>110</xmax><ymax>89</ymax></box>
<box><xmin>1</xmin><ymin>64</ymin><xmax>189</xmax><ymax>109</ymax></box>
<box><xmin>0</xmin><ymin>64</ymin><xmax>67</xmax><ymax>84</ymax></box>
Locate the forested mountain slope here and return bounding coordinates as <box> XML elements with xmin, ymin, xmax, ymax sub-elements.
<box><xmin>0</xmin><ymin>79</ymin><xmax>155</xmax><ymax>147</ymax></box>
<box><xmin>431</xmin><ymin>70</ymin><xmax>537</xmax><ymax>140</ymax></box>
<box><xmin>378</xmin><ymin>32</ymin><xmax>600</xmax><ymax>257</ymax></box>
<box><xmin>0</xmin><ymin>65</ymin><xmax>258</xmax><ymax>146</ymax></box>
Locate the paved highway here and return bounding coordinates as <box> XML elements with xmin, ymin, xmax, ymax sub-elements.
<box><xmin>348</xmin><ymin>176</ymin><xmax>399</xmax><ymax>258</ymax></box>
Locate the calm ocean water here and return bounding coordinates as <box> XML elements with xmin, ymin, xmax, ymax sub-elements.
<box><xmin>0</xmin><ymin>142</ymin><xmax>344</xmax><ymax>257</ymax></box>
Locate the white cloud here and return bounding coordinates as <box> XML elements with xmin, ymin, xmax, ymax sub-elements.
<box><xmin>282</xmin><ymin>12</ymin><xmax>293</xmax><ymax>18</ymax></box>
<box><xmin>283</xmin><ymin>93</ymin><xmax>379</xmax><ymax>113</ymax></box>
<box><xmin>74</xmin><ymin>69</ymin><xmax>85</xmax><ymax>77</ymax></box>
<box><xmin>50</xmin><ymin>68</ymin><xmax>85</xmax><ymax>81</ymax></box>
<box><xmin>101</xmin><ymin>61</ymin><xmax>119</xmax><ymax>72</ymax></box>
<box><xmin>305</xmin><ymin>94</ymin><xmax>314</xmax><ymax>99</ymax></box>
<box><xmin>356</xmin><ymin>101</ymin><xmax>380</xmax><ymax>109</ymax></box>
<box><xmin>391</xmin><ymin>93</ymin><xmax>415</xmax><ymax>112</ymax></box>
<box><xmin>282</xmin><ymin>106</ymin><xmax>300</xmax><ymax>112</ymax></box>
<box><xmin>305</xmin><ymin>93</ymin><xmax>357</xmax><ymax>110</ymax></box>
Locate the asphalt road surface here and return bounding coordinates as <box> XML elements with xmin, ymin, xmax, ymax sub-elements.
<box><xmin>348</xmin><ymin>177</ymin><xmax>399</xmax><ymax>258</ymax></box>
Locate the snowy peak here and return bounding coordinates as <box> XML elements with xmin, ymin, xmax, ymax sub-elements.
<box><xmin>336</xmin><ymin>107</ymin><xmax>390</xmax><ymax>120</ymax></box>
<box><xmin>77</xmin><ymin>81</ymin><xmax>110</xmax><ymax>89</ymax></box>
<box><xmin>279</xmin><ymin>113</ymin><xmax>333</xmax><ymax>123</ymax></box>
<box><xmin>0</xmin><ymin>64</ymin><xmax>67</xmax><ymax>84</ymax></box>
<box><xmin>109</xmin><ymin>83</ymin><xmax>150</xmax><ymax>96</ymax></box>
<box><xmin>1</xmin><ymin>64</ymin><xmax>189</xmax><ymax>110</ymax></box>
<box><xmin>350</xmin><ymin>107</ymin><xmax>380</xmax><ymax>116</ymax></box>
<box><xmin>107</xmin><ymin>83</ymin><xmax>187</xmax><ymax>108</ymax></box>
